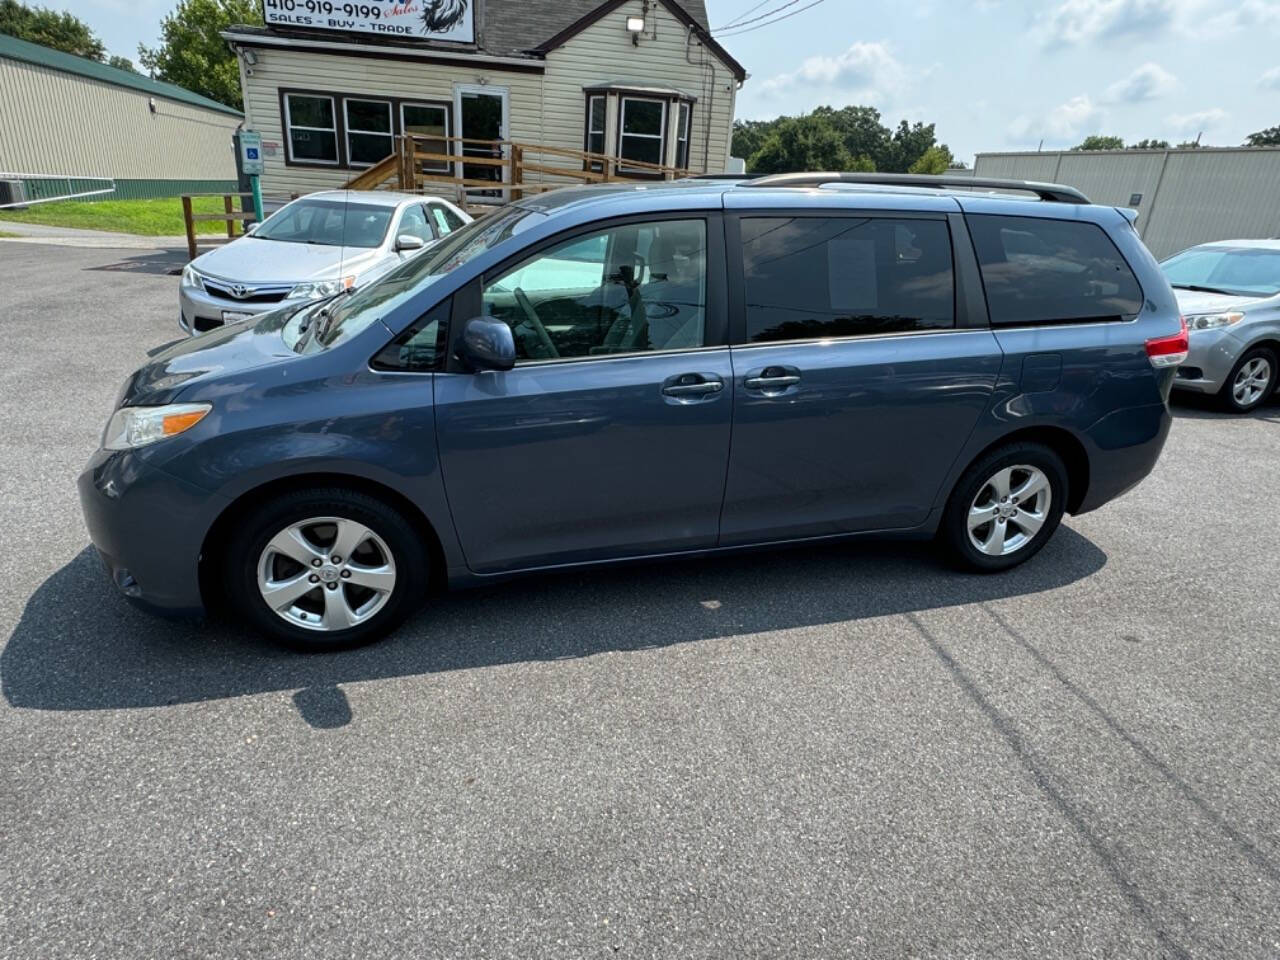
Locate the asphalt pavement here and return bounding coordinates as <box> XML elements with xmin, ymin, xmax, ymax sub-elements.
<box><xmin>2</xmin><ymin>239</ymin><xmax>1278</xmax><ymax>959</ymax></box>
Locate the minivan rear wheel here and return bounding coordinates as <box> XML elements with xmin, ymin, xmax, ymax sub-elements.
<box><xmin>225</xmin><ymin>488</ymin><xmax>428</xmax><ymax>651</ymax></box>
<box><xmin>940</xmin><ymin>443</ymin><xmax>1068</xmax><ymax>572</ymax></box>
<box><xmin>1220</xmin><ymin>347</ymin><xmax>1276</xmax><ymax>413</ymax></box>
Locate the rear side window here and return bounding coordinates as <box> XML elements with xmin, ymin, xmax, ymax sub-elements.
<box><xmin>967</xmin><ymin>215</ymin><xmax>1143</xmax><ymax>326</ymax></box>
<box><xmin>741</xmin><ymin>217</ymin><xmax>954</xmax><ymax>343</ymax></box>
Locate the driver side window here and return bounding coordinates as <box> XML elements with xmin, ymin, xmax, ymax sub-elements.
<box><xmin>481</xmin><ymin>219</ymin><xmax>707</xmax><ymax>362</ymax></box>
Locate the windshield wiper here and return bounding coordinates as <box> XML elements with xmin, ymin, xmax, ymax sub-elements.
<box><xmin>1171</xmin><ymin>283</ymin><xmax>1240</xmax><ymax>296</ymax></box>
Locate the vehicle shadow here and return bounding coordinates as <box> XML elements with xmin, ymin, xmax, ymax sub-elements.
<box><xmin>1170</xmin><ymin>391</ymin><xmax>1280</xmax><ymax>422</ymax></box>
<box><xmin>2</xmin><ymin>528</ymin><xmax>1107</xmax><ymax>716</ymax></box>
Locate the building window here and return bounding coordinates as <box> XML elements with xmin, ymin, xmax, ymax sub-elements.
<box><xmin>618</xmin><ymin>96</ymin><xmax>666</xmax><ymax>170</ymax></box>
<box><xmin>675</xmin><ymin>102</ymin><xmax>691</xmax><ymax>170</ymax></box>
<box><xmin>344</xmin><ymin>97</ymin><xmax>394</xmax><ymax>167</ymax></box>
<box><xmin>402</xmin><ymin>102</ymin><xmax>451</xmax><ymax>173</ymax></box>
<box><xmin>284</xmin><ymin>93</ymin><xmax>339</xmax><ymax>164</ymax></box>
<box><xmin>584</xmin><ymin>95</ymin><xmax>606</xmax><ymax>171</ymax></box>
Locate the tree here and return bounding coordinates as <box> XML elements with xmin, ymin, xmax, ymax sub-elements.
<box><xmin>812</xmin><ymin>105</ymin><xmax>892</xmax><ymax>166</ymax></box>
<box><xmin>0</xmin><ymin>0</ymin><xmax>105</xmax><ymax>59</ymax></box>
<box><xmin>138</xmin><ymin>0</ymin><xmax>261</xmax><ymax>109</ymax></box>
<box><xmin>1245</xmin><ymin>126</ymin><xmax>1280</xmax><ymax>147</ymax></box>
<box><xmin>1175</xmin><ymin>140</ymin><xmax>1202</xmax><ymax>149</ymax></box>
<box><xmin>908</xmin><ymin>145</ymin><xmax>955</xmax><ymax>175</ymax></box>
<box><xmin>1073</xmin><ymin>135</ymin><xmax>1125</xmax><ymax>151</ymax></box>
<box><xmin>1129</xmin><ymin>139</ymin><xmax>1170</xmax><ymax>149</ymax></box>
<box><xmin>107</xmin><ymin>54</ymin><xmax>138</xmax><ymax>73</ymax></box>
<box><xmin>748</xmin><ymin>114</ymin><xmax>874</xmax><ymax>175</ymax></box>
<box><xmin>879</xmin><ymin>120</ymin><xmax>949</xmax><ymax>173</ymax></box>
<box><xmin>731</xmin><ymin>120</ymin><xmax>773</xmax><ymax>162</ymax></box>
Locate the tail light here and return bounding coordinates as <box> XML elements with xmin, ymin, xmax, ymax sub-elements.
<box><xmin>1146</xmin><ymin>317</ymin><xmax>1189</xmax><ymax>368</ymax></box>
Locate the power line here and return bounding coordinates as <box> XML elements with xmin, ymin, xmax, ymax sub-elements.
<box><xmin>714</xmin><ymin>0</ymin><xmax>829</xmax><ymax>36</ymax></box>
<box><xmin>712</xmin><ymin>0</ymin><xmax>802</xmax><ymax>32</ymax></box>
<box><xmin>713</xmin><ymin>0</ymin><xmax>776</xmax><ymax>31</ymax></box>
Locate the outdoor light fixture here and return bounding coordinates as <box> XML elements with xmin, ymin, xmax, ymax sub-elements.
<box><xmin>626</xmin><ymin>15</ymin><xmax>645</xmax><ymax>44</ymax></box>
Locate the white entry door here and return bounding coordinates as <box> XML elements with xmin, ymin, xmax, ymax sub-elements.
<box><xmin>453</xmin><ymin>84</ymin><xmax>509</xmax><ymax>202</ymax></box>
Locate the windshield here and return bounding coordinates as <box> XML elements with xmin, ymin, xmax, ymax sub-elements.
<box><xmin>295</xmin><ymin>204</ymin><xmax>548</xmax><ymax>353</ymax></box>
<box><xmin>255</xmin><ymin>199</ymin><xmax>394</xmax><ymax>249</ymax></box>
<box><xmin>1161</xmin><ymin>247</ymin><xmax>1280</xmax><ymax>297</ymax></box>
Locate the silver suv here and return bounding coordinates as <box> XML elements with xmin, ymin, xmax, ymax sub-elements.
<box><xmin>179</xmin><ymin>190</ymin><xmax>471</xmax><ymax>335</ymax></box>
<box><xmin>1161</xmin><ymin>239</ymin><xmax>1280</xmax><ymax>412</ymax></box>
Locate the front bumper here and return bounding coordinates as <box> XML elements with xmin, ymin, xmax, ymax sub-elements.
<box><xmin>1173</xmin><ymin>327</ymin><xmax>1245</xmax><ymax>394</ymax></box>
<box><xmin>78</xmin><ymin>449</ymin><xmax>229</xmax><ymax>615</ymax></box>
<box><xmin>179</xmin><ymin>284</ymin><xmax>304</xmax><ymax>336</ymax></box>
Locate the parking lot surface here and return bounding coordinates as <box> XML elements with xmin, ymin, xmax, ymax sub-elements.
<box><xmin>2</xmin><ymin>240</ymin><xmax>1279</xmax><ymax>959</ymax></box>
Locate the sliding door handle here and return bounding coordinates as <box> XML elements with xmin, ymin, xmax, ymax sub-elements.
<box><xmin>744</xmin><ymin>374</ymin><xmax>800</xmax><ymax>389</ymax></box>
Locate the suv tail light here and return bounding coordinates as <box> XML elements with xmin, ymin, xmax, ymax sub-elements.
<box><xmin>1146</xmin><ymin>318</ymin><xmax>1189</xmax><ymax>368</ymax></box>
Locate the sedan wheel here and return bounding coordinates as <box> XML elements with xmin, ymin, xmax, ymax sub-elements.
<box><xmin>1229</xmin><ymin>354</ymin><xmax>1274</xmax><ymax>411</ymax></box>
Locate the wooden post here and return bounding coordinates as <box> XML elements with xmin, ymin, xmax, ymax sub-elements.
<box><xmin>511</xmin><ymin>144</ymin><xmax>523</xmax><ymax>201</ymax></box>
<box><xmin>223</xmin><ymin>194</ymin><xmax>235</xmax><ymax>238</ymax></box>
<box><xmin>181</xmin><ymin>195</ymin><xmax>196</xmax><ymax>261</ymax></box>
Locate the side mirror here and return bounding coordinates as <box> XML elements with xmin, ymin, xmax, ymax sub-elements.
<box><xmin>395</xmin><ymin>234</ymin><xmax>426</xmax><ymax>253</ymax></box>
<box><xmin>244</xmin><ymin>222</ymin><xmax>258</xmax><ymax>236</ymax></box>
<box><xmin>459</xmin><ymin>317</ymin><xmax>515</xmax><ymax>372</ymax></box>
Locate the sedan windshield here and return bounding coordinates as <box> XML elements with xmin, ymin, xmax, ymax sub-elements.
<box><xmin>255</xmin><ymin>199</ymin><xmax>394</xmax><ymax>249</ymax></box>
<box><xmin>295</xmin><ymin>203</ymin><xmax>548</xmax><ymax>353</ymax></box>
<box><xmin>1161</xmin><ymin>247</ymin><xmax>1280</xmax><ymax>297</ymax></box>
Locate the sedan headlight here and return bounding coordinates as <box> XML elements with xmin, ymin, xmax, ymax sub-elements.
<box><xmin>103</xmin><ymin>403</ymin><xmax>211</xmax><ymax>451</ymax></box>
<box><xmin>1184</xmin><ymin>312</ymin><xmax>1243</xmax><ymax>331</ymax></box>
<box><xmin>289</xmin><ymin>276</ymin><xmax>355</xmax><ymax>300</ymax></box>
<box><xmin>181</xmin><ymin>264</ymin><xmax>204</xmax><ymax>290</ymax></box>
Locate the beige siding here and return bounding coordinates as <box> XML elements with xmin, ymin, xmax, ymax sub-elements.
<box><xmin>542</xmin><ymin>0</ymin><xmax>738</xmax><ymax>174</ymax></box>
<box><xmin>0</xmin><ymin>57</ymin><xmax>239</xmax><ymax>179</ymax></box>
<box><xmin>240</xmin><ymin>47</ymin><xmax>547</xmax><ymax>196</ymax></box>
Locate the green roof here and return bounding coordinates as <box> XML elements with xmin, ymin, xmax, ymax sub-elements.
<box><xmin>0</xmin><ymin>31</ymin><xmax>242</xmax><ymax>117</ymax></box>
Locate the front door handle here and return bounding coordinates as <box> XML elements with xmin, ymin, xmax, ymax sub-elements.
<box><xmin>662</xmin><ymin>373</ymin><xmax>724</xmax><ymax>399</ymax></box>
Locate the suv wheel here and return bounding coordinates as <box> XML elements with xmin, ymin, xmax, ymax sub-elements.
<box><xmin>225</xmin><ymin>488</ymin><xmax>428</xmax><ymax>651</ymax></box>
<box><xmin>941</xmin><ymin>443</ymin><xmax>1068</xmax><ymax>572</ymax></box>
<box><xmin>1221</xmin><ymin>347</ymin><xmax>1276</xmax><ymax>413</ymax></box>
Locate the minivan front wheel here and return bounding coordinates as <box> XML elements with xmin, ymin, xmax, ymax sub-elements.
<box><xmin>941</xmin><ymin>443</ymin><xmax>1068</xmax><ymax>572</ymax></box>
<box><xmin>225</xmin><ymin>488</ymin><xmax>428</xmax><ymax>651</ymax></box>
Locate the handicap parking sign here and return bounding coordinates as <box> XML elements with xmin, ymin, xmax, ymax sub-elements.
<box><xmin>240</xmin><ymin>130</ymin><xmax>264</xmax><ymax>175</ymax></box>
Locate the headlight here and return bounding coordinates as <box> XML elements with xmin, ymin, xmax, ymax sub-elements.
<box><xmin>103</xmin><ymin>403</ymin><xmax>211</xmax><ymax>451</ymax></box>
<box><xmin>1184</xmin><ymin>312</ymin><xmax>1243</xmax><ymax>331</ymax></box>
<box><xmin>289</xmin><ymin>276</ymin><xmax>354</xmax><ymax>300</ymax></box>
<box><xmin>181</xmin><ymin>264</ymin><xmax>204</xmax><ymax>290</ymax></box>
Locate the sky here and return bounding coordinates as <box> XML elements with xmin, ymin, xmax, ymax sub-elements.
<box><xmin>72</xmin><ymin>0</ymin><xmax>1280</xmax><ymax>165</ymax></box>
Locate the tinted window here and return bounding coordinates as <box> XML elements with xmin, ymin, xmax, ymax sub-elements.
<box><xmin>371</xmin><ymin>298</ymin><xmax>451</xmax><ymax>372</ymax></box>
<box><xmin>482</xmin><ymin>219</ymin><xmax>707</xmax><ymax>361</ymax></box>
<box><xmin>967</xmin><ymin>215</ymin><xmax>1143</xmax><ymax>325</ymax></box>
<box><xmin>741</xmin><ymin>217</ymin><xmax>955</xmax><ymax>343</ymax></box>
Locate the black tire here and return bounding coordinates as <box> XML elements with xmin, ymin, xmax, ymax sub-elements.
<box><xmin>940</xmin><ymin>442</ymin><xmax>1068</xmax><ymax>573</ymax></box>
<box><xmin>224</xmin><ymin>487</ymin><xmax>429</xmax><ymax>652</ymax></box>
<box><xmin>1219</xmin><ymin>346</ymin><xmax>1277</xmax><ymax>414</ymax></box>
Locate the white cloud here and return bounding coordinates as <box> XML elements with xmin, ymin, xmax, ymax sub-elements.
<box><xmin>1165</xmin><ymin>108</ymin><xmax>1229</xmax><ymax>135</ymax></box>
<box><xmin>1037</xmin><ymin>0</ymin><xmax>1177</xmax><ymax>47</ymax></box>
<box><xmin>758</xmin><ymin>41</ymin><xmax>907</xmax><ymax>102</ymax></box>
<box><xmin>1104</xmin><ymin>62</ymin><xmax>1178</xmax><ymax>102</ymax></box>
<box><xmin>1259</xmin><ymin>66</ymin><xmax>1280</xmax><ymax>90</ymax></box>
<box><xmin>1008</xmin><ymin>95</ymin><xmax>1105</xmax><ymax>144</ymax></box>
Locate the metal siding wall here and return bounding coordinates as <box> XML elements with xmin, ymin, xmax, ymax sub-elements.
<box><xmin>974</xmin><ymin>148</ymin><xmax>1280</xmax><ymax>259</ymax></box>
<box><xmin>0</xmin><ymin>57</ymin><xmax>239</xmax><ymax>180</ymax></box>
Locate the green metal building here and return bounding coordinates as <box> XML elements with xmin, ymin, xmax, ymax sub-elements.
<box><xmin>0</xmin><ymin>32</ymin><xmax>241</xmax><ymax>202</ymax></box>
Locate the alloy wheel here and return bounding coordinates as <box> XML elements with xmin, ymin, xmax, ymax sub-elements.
<box><xmin>256</xmin><ymin>516</ymin><xmax>397</xmax><ymax>632</ymax></box>
<box><xmin>967</xmin><ymin>465</ymin><xmax>1052</xmax><ymax>557</ymax></box>
<box><xmin>1232</xmin><ymin>357</ymin><xmax>1272</xmax><ymax>408</ymax></box>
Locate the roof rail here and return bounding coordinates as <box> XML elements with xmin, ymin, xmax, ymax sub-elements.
<box><xmin>740</xmin><ymin>172</ymin><xmax>1090</xmax><ymax>204</ymax></box>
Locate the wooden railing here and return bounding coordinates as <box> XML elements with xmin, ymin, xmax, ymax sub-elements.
<box><xmin>180</xmin><ymin>193</ymin><xmax>259</xmax><ymax>260</ymax></box>
<box><xmin>343</xmin><ymin>135</ymin><xmax>692</xmax><ymax>210</ymax></box>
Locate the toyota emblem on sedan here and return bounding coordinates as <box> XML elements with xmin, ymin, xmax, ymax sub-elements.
<box><xmin>231</xmin><ymin>283</ymin><xmax>249</xmax><ymax>298</ymax></box>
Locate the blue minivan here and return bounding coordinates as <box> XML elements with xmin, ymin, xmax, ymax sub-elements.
<box><xmin>79</xmin><ymin>173</ymin><xmax>1186</xmax><ymax>650</ymax></box>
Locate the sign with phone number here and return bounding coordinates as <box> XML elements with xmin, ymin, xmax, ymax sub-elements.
<box><xmin>262</xmin><ymin>0</ymin><xmax>475</xmax><ymax>42</ymax></box>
